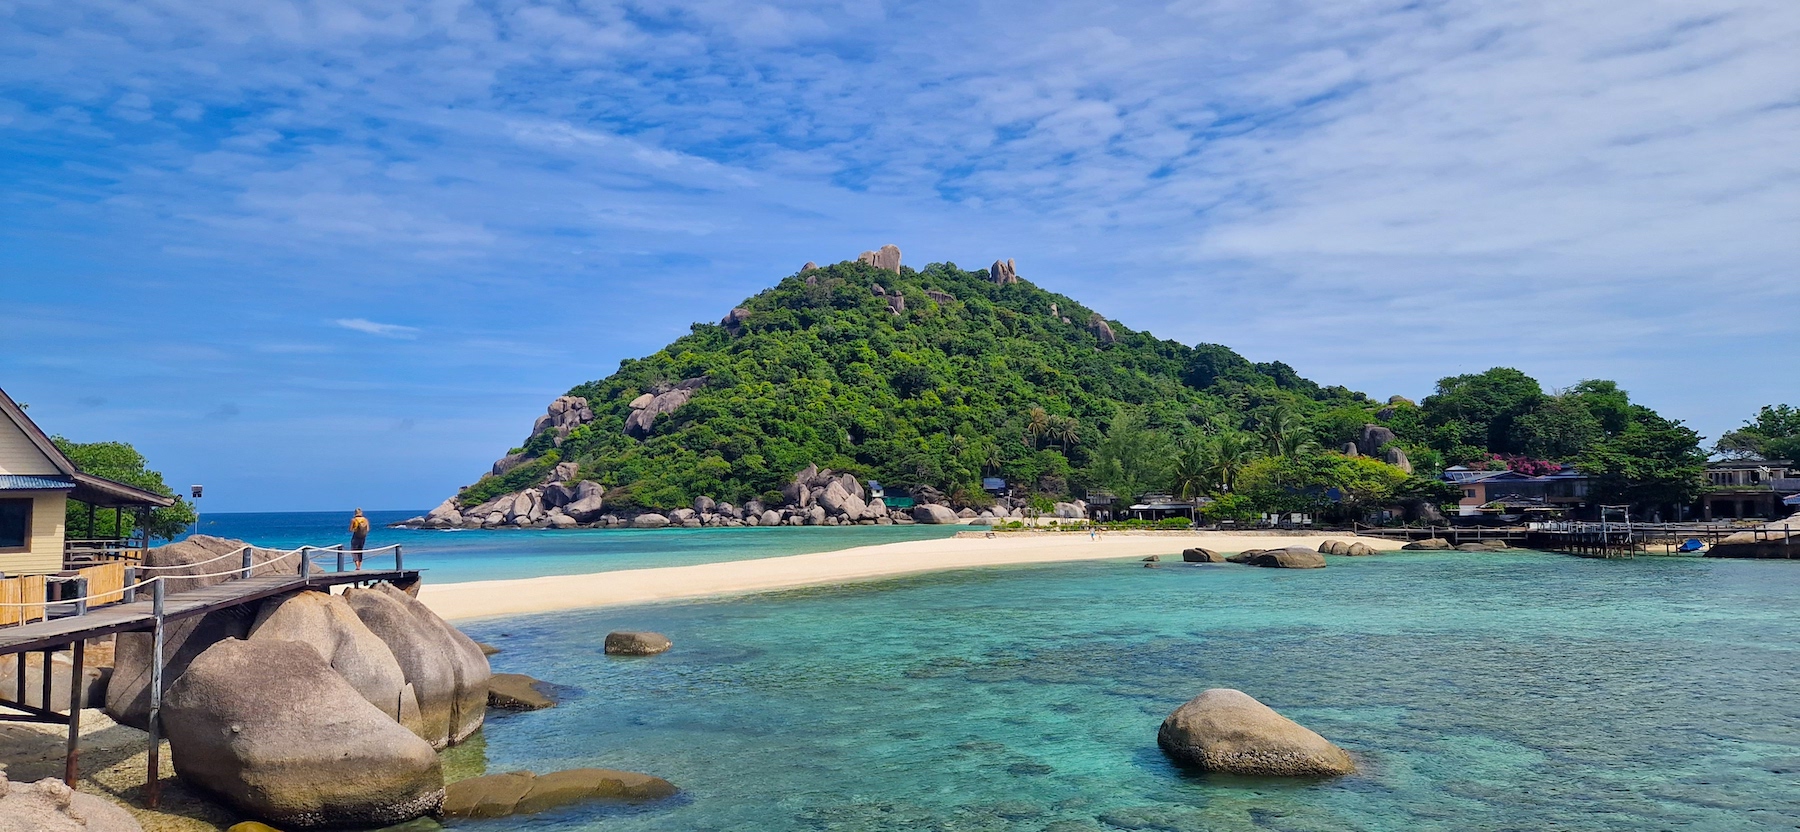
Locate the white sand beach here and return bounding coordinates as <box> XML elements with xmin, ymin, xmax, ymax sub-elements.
<box><xmin>418</xmin><ymin>531</ymin><xmax>1405</xmax><ymax>621</ymax></box>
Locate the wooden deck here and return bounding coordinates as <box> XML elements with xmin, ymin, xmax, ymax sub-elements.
<box><xmin>0</xmin><ymin>568</ymin><xmax>418</xmax><ymax>657</ymax></box>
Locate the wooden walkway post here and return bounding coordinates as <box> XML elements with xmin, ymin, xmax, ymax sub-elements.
<box><xmin>146</xmin><ymin>578</ymin><xmax>165</xmax><ymax>809</ymax></box>
<box><xmin>64</xmin><ymin>639</ymin><xmax>83</xmax><ymax>786</ymax></box>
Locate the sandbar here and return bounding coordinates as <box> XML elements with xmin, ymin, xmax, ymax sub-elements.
<box><xmin>418</xmin><ymin>531</ymin><xmax>1405</xmax><ymax>621</ymax></box>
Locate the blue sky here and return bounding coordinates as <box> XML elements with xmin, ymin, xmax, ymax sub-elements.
<box><xmin>2</xmin><ymin>0</ymin><xmax>1796</xmax><ymax>512</ymax></box>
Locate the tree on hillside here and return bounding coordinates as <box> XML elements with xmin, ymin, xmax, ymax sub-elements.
<box><xmin>1420</xmin><ymin>367</ymin><xmax>1546</xmax><ymax>460</ymax></box>
<box><xmin>1714</xmin><ymin>404</ymin><xmax>1800</xmax><ymax>461</ymax></box>
<box><xmin>52</xmin><ymin>437</ymin><xmax>195</xmax><ymax>541</ymax></box>
<box><xmin>1575</xmin><ymin>407</ymin><xmax>1706</xmax><ymax>512</ymax></box>
<box><xmin>1086</xmin><ymin>411</ymin><xmax>1174</xmax><ymax>500</ymax></box>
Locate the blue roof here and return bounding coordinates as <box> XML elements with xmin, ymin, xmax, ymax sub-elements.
<box><xmin>0</xmin><ymin>474</ymin><xmax>76</xmax><ymax>491</ymax></box>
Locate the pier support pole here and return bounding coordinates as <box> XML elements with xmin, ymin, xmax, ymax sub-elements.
<box><xmin>146</xmin><ymin>579</ymin><xmax>165</xmax><ymax>809</ymax></box>
<box><xmin>64</xmin><ymin>639</ymin><xmax>84</xmax><ymax>787</ymax></box>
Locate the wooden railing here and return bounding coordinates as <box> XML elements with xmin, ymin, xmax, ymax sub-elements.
<box><xmin>0</xmin><ymin>576</ymin><xmax>48</xmax><ymax>626</ymax></box>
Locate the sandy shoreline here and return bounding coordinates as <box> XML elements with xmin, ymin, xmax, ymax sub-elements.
<box><xmin>418</xmin><ymin>531</ymin><xmax>1404</xmax><ymax>621</ymax></box>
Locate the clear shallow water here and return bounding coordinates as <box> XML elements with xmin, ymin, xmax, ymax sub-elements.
<box><xmin>461</xmin><ymin>551</ymin><xmax>1800</xmax><ymax>832</ymax></box>
<box><xmin>183</xmin><ymin>511</ymin><xmax>958</xmax><ymax>583</ymax></box>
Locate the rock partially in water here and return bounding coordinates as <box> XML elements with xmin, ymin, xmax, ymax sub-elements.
<box><xmin>488</xmin><ymin>673</ymin><xmax>556</xmax><ymax>710</ymax></box>
<box><xmin>1247</xmin><ymin>548</ymin><xmax>1326</xmax><ymax>569</ymax></box>
<box><xmin>1181</xmin><ymin>547</ymin><xmax>1224</xmax><ymax>563</ymax></box>
<box><xmin>1402</xmin><ymin>537</ymin><xmax>1452</xmax><ymax>551</ymax></box>
<box><xmin>344</xmin><ymin>583</ymin><xmax>491</xmax><ymax>749</ymax></box>
<box><xmin>605</xmin><ymin>631</ymin><xmax>672</xmax><ymax>656</ymax></box>
<box><xmin>1224</xmin><ymin>549</ymin><xmax>1263</xmax><ymax>564</ymax></box>
<box><xmin>1156</xmin><ymin>688</ymin><xmax>1355</xmax><ymax>776</ymax></box>
<box><xmin>163</xmin><ymin>638</ymin><xmax>445</xmax><ymax>829</ymax></box>
<box><xmin>443</xmin><ymin>769</ymin><xmax>676</xmax><ymax>819</ymax></box>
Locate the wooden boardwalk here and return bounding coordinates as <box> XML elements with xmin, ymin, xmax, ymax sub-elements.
<box><xmin>0</xmin><ymin>569</ymin><xmax>416</xmax><ymax>656</ymax></box>
<box><xmin>0</xmin><ymin>560</ymin><xmax>418</xmax><ymax>800</ymax></box>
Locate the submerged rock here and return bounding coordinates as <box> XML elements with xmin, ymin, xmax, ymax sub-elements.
<box><xmin>443</xmin><ymin>769</ymin><xmax>676</xmax><ymax>819</ymax></box>
<box><xmin>605</xmin><ymin>631</ymin><xmax>672</xmax><ymax>656</ymax></box>
<box><xmin>1156</xmin><ymin>688</ymin><xmax>1355</xmax><ymax>776</ymax></box>
<box><xmin>163</xmin><ymin>638</ymin><xmax>444</xmax><ymax>829</ymax></box>
<box><xmin>488</xmin><ymin>673</ymin><xmax>556</xmax><ymax>711</ymax></box>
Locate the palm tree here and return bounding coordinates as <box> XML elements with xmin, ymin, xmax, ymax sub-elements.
<box><xmin>1026</xmin><ymin>406</ymin><xmax>1050</xmax><ymax>449</ymax></box>
<box><xmin>1050</xmin><ymin>415</ymin><xmax>1080</xmax><ymax>454</ymax></box>
<box><xmin>1258</xmin><ymin>407</ymin><xmax>1317</xmax><ymax>459</ymax></box>
<box><xmin>1211</xmin><ymin>431</ymin><xmax>1256</xmax><ymax>491</ymax></box>
<box><xmin>1170</xmin><ymin>438</ymin><xmax>1213</xmax><ymax>500</ymax></box>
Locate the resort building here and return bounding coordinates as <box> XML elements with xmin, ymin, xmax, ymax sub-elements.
<box><xmin>1696</xmin><ymin>460</ymin><xmax>1799</xmax><ymax>520</ymax></box>
<box><xmin>0</xmin><ymin>387</ymin><xmax>175</xmax><ymax>576</ymax></box>
<box><xmin>1442</xmin><ymin>466</ymin><xmax>1591</xmax><ymax>518</ymax></box>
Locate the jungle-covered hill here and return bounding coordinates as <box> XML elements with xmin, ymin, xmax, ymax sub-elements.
<box><xmin>455</xmin><ymin>254</ymin><xmax>1704</xmax><ymax>518</ymax></box>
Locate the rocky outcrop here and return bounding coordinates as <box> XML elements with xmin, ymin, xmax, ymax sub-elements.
<box><xmin>563</xmin><ymin>481</ymin><xmax>606</xmax><ymax>522</ymax></box>
<box><xmin>249</xmin><ymin>592</ymin><xmax>423</xmax><ymax>735</ymax></box>
<box><xmin>344</xmin><ymin>583</ymin><xmax>490</xmax><ymax>749</ymax></box>
<box><xmin>1247</xmin><ymin>548</ymin><xmax>1326</xmax><ymax>569</ymax></box>
<box><xmin>989</xmin><ymin>258</ymin><xmax>1018</xmax><ymax>285</ymax></box>
<box><xmin>0</xmin><ymin>771</ymin><xmax>141</xmax><ymax>832</ymax></box>
<box><xmin>624</xmin><ymin>379</ymin><xmax>705</xmax><ymax>438</ymax></box>
<box><xmin>858</xmin><ymin>244</ymin><xmax>901</xmax><ymax>273</ymax></box>
<box><xmin>1088</xmin><ymin>313</ymin><xmax>1117</xmax><ymax>344</ymax></box>
<box><xmin>630</xmin><ymin>513</ymin><xmax>670</xmax><ymax>529</ymax></box>
<box><xmin>108</xmin><ymin>536</ymin><xmax>297</xmax><ymax>729</ymax></box>
<box><xmin>443</xmin><ymin>769</ymin><xmax>676</xmax><ymax>820</ymax></box>
<box><xmin>488</xmin><ymin>673</ymin><xmax>556</xmax><ymax>710</ymax></box>
<box><xmin>1341</xmin><ymin>442</ymin><xmax>1359</xmax><ymax>457</ymax></box>
<box><xmin>1225</xmin><ymin>549</ymin><xmax>1264</xmax><ymax>564</ymax></box>
<box><xmin>1181</xmin><ymin>547</ymin><xmax>1224</xmax><ymax>563</ymax></box>
<box><xmin>1383</xmin><ymin>446</ymin><xmax>1413</xmax><ymax>474</ymax></box>
<box><xmin>887</xmin><ymin>294</ymin><xmax>905</xmax><ymax>315</ymax></box>
<box><xmin>801</xmin><ymin>261</ymin><xmax>817</xmax><ymax>273</ymax></box>
<box><xmin>925</xmin><ymin>289</ymin><xmax>954</xmax><ymax>305</ymax></box>
<box><xmin>1403</xmin><ymin>537</ymin><xmax>1453</xmax><ymax>550</ymax></box>
<box><xmin>605</xmin><ymin>631</ymin><xmax>672</xmax><ymax>656</ymax></box>
<box><xmin>721</xmin><ymin>307</ymin><xmax>750</xmax><ymax>335</ymax></box>
<box><xmin>1356</xmin><ymin>424</ymin><xmax>1398</xmax><ymax>457</ymax></box>
<box><xmin>163</xmin><ymin>638</ymin><xmax>444</xmax><ymax>829</ymax></box>
<box><xmin>531</xmin><ymin>396</ymin><xmax>594</xmax><ymax>447</ymax></box>
<box><xmin>1156</xmin><ymin>688</ymin><xmax>1355</xmax><ymax>776</ymax></box>
<box><xmin>1316</xmin><ymin>540</ymin><xmax>1375</xmax><ymax>556</ymax></box>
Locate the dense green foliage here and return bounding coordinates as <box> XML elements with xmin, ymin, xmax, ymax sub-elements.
<box><xmin>52</xmin><ymin>437</ymin><xmax>195</xmax><ymax>541</ymax></box>
<box><xmin>455</xmin><ymin>261</ymin><xmax>1705</xmax><ymax>518</ymax></box>
<box><xmin>1714</xmin><ymin>405</ymin><xmax>1800</xmax><ymax>461</ymax></box>
<box><xmin>460</xmin><ymin>261</ymin><xmax>1408</xmax><ymax>511</ymax></box>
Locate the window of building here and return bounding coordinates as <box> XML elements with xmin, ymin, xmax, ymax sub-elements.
<box><xmin>0</xmin><ymin>499</ymin><xmax>31</xmax><ymax>551</ymax></box>
<box><xmin>1464</xmin><ymin>489</ymin><xmax>1476</xmax><ymax>498</ymax></box>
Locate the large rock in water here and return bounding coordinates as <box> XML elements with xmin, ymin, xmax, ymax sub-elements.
<box><xmin>1248</xmin><ymin>548</ymin><xmax>1326</xmax><ymax>569</ymax></box>
<box><xmin>162</xmin><ymin>638</ymin><xmax>444</xmax><ymax>829</ymax></box>
<box><xmin>1157</xmin><ymin>688</ymin><xmax>1354</xmax><ymax>776</ymax></box>
<box><xmin>1181</xmin><ymin>547</ymin><xmax>1225</xmax><ymax>563</ymax></box>
<box><xmin>605</xmin><ymin>631</ymin><xmax>672</xmax><ymax>656</ymax></box>
<box><xmin>108</xmin><ymin>535</ymin><xmax>299</xmax><ymax>729</ymax></box>
<box><xmin>248</xmin><ymin>591</ymin><xmax>424</xmax><ymax>735</ymax></box>
<box><xmin>0</xmin><ymin>771</ymin><xmax>142</xmax><ymax>832</ymax></box>
<box><xmin>913</xmin><ymin>504</ymin><xmax>958</xmax><ymax>524</ymax></box>
<box><xmin>344</xmin><ymin>583</ymin><xmax>490</xmax><ymax>748</ymax></box>
<box><xmin>1402</xmin><ymin>537</ymin><xmax>1452</xmax><ymax>551</ymax></box>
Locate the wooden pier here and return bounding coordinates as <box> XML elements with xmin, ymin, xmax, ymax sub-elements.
<box><xmin>1353</xmin><ymin>525</ymin><xmax>1531</xmax><ymax>547</ymax></box>
<box><xmin>0</xmin><ymin>544</ymin><xmax>417</xmax><ymax>804</ymax></box>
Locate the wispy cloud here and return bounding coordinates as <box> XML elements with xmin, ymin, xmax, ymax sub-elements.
<box><xmin>3</xmin><ymin>0</ymin><xmax>1795</xmax><ymax>509</ymax></box>
<box><xmin>335</xmin><ymin>319</ymin><xmax>420</xmax><ymax>339</ymax></box>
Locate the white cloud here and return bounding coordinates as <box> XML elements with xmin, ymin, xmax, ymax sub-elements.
<box><xmin>334</xmin><ymin>318</ymin><xmax>420</xmax><ymax>339</ymax></box>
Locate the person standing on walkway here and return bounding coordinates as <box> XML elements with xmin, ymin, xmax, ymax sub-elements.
<box><xmin>349</xmin><ymin>508</ymin><xmax>370</xmax><ymax>569</ymax></box>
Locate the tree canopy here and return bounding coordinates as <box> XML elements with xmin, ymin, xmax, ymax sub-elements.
<box><xmin>52</xmin><ymin>437</ymin><xmax>195</xmax><ymax>541</ymax></box>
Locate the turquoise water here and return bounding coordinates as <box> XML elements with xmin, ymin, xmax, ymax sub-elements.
<box><xmin>186</xmin><ymin>511</ymin><xmax>959</xmax><ymax>583</ymax></box>
<box><xmin>461</xmin><ymin>551</ymin><xmax>1800</xmax><ymax>831</ymax></box>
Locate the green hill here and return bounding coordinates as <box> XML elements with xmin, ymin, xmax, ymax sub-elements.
<box><xmin>456</xmin><ymin>255</ymin><xmax>1414</xmax><ymax>516</ymax></box>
